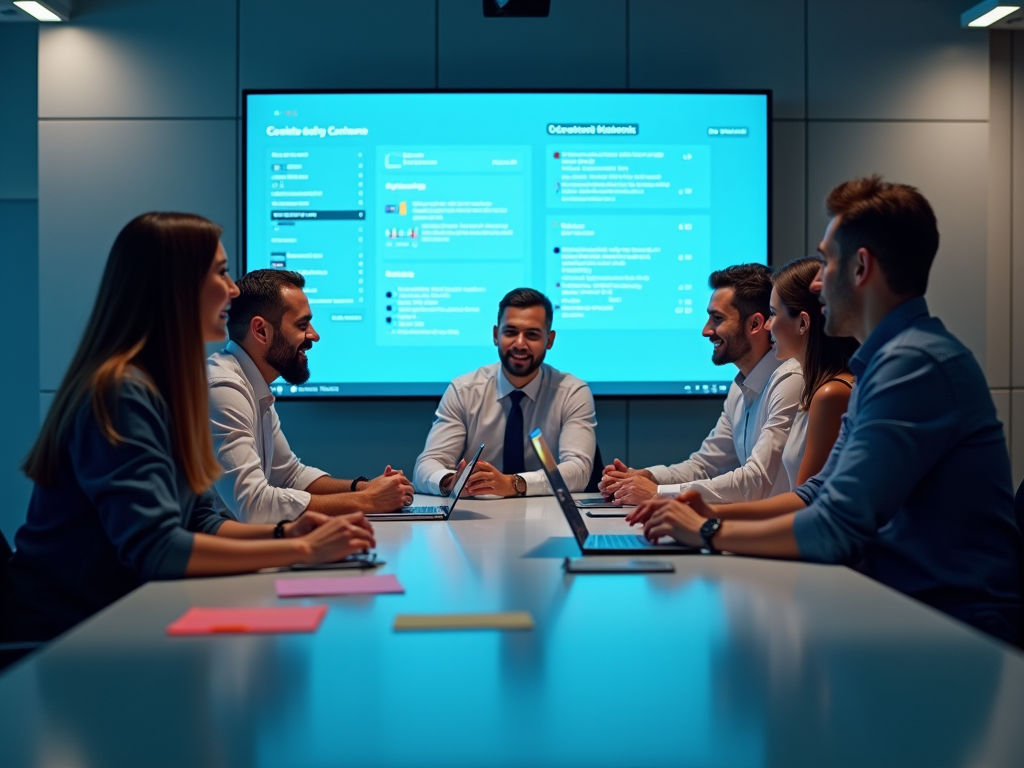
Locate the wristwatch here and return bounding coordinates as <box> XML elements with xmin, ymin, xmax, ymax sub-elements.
<box><xmin>699</xmin><ymin>517</ymin><xmax>723</xmax><ymax>553</ymax></box>
<box><xmin>350</xmin><ymin>475</ymin><xmax>369</xmax><ymax>493</ymax></box>
<box><xmin>511</xmin><ymin>474</ymin><xmax>526</xmax><ymax>497</ymax></box>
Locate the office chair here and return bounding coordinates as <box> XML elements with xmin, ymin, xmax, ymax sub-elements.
<box><xmin>1015</xmin><ymin>480</ymin><xmax>1024</xmax><ymax>650</ymax></box>
<box><xmin>0</xmin><ymin>530</ymin><xmax>43</xmax><ymax>672</ymax></box>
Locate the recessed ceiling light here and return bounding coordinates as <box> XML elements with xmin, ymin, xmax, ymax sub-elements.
<box><xmin>961</xmin><ymin>0</ymin><xmax>1021</xmax><ymax>27</ymax></box>
<box><xmin>12</xmin><ymin>1</ymin><xmax>66</xmax><ymax>22</ymax></box>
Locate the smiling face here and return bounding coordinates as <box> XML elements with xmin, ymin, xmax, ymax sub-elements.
<box><xmin>702</xmin><ymin>287</ymin><xmax>752</xmax><ymax>366</ymax></box>
<box><xmin>766</xmin><ymin>286</ymin><xmax>809</xmax><ymax>362</ymax></box>
<box><xmin>493</xmin><ymin>304</ymin><xmax>554</xmax><ymax>383</ymax></box>
<box><xmin>264</xmin><ymin>284</ymin><xmax>320</xmax><ymax>385</ymax></box>
<box><xmin>199</xmin><ymin>242</ymin><xmax>239</xmax><ymax>343</ymax></box>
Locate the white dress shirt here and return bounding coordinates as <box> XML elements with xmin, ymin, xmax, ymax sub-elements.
<box><xmin>207</xmin><ymin>342</ymin><xmax>327</xmax><ymax>524</ymax></box>
<box><xmin>781</xmin><ymin>407</ymin><xmax>809</xmax><ymax>491</ymax></box>
<box><xmin>413</xmin><ymin>362</ymin><xmax>597</xmax><ymax>496</ymax></box>
<box><xmin>646</xmin><ymin>353</ymin><xmax>803</xmax><ymax>503</ymax></box>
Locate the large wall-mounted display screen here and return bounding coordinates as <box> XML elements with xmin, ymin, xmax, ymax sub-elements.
<box><xmin>244</xmin><ymin>90</ymin><xmax>770</xmax><ymax>397</ymax></box>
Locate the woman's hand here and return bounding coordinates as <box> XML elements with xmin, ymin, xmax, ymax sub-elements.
<box><xmin>642</xmin><ymin>496</ymin><xmax>705</xmax><ymax>547</ymax></box>
<box><xmin>296</xmin><ymin>512</ymin><xmax>376</xmax><ymax>564</ymax></box>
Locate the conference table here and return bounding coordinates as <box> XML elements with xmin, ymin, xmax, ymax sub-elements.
<box><xmin>1</xmin><ymin>492</ymin><xmax>1023</xmax><ymax>768</ymax></box>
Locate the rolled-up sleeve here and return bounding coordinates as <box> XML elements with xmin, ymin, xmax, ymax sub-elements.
<box><xmin>414</xmin><ymin>384</ymin><xmax>469</xmax><ymax>494</ymax></box>
<box><xmin>208</xmin><ymin>377</ymin><xmax>315</xmax><ymax>524</ymax></box>
<box><xmin>71</xmin><ymin>382</ymin><xmax>198</xmax><ymax>581</ymax></box>
<box><xmin>520</xmin><ymin>381</ymin><xmax>596</xmax><ymax>494</ymax></box>
<box><xmin>792</xmin><ymin>351</ymin><xmax>955</xmax><ymax>563</ymax></box>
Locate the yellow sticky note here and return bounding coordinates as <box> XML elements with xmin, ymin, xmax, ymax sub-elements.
<box><xmin>399</xmin><ymin>201</ymin><xmax>408</xmax><ymax>215</ymax></box>
<box><xmin>393</xmin><ymin>612</ymin><xmax>534</xmax><ymax>632</ymax></box>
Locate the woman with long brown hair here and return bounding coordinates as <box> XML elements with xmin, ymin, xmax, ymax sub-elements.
<box><xmin>3</xmin><ymin>213</ymin><xmax>375</xmax><ymax>641</ymax></box>
<box><xmin>767</xmin><ymin>256</ymin><xmax>859</xmax><ymax>486</ymax></box>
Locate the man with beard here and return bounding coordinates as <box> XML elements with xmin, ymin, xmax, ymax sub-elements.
<box><xmin>208</xmin><ymin>270</ymin><xmax>414</xmax><ymax>524</ymax></box>
<box><xmin>599</xmin><ymin>264</ymin><xmax>803</xmax><ymax>505</ymax></box>
<box><xmin>626</xmin><ymin>177</ymin><xmax>1021</xmax><ymax>643</ymax></box>
<box><xmin>413</xmin><ymin>288</ymin><xmax>596</xmax><ymax>497</ymax></box>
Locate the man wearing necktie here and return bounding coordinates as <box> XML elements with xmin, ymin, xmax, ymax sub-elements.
<box><xmin>413</xmin><ymin>288</ymin><xmax>597</xmax><ymax>498</ymax></box>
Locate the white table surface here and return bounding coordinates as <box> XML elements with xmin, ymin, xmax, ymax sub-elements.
<box><xmin>2</xmin><ymin>492</ymin><xmax>1023</xmax><ymax>768</ymax></box>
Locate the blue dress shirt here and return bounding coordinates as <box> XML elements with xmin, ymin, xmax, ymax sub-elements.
<box><xmin>792</xmin><ymin>297</ymin><xmax>1021</xmax><ymax>641</ymax></box>
<box><xmin>3</xmin><ymin>376</ymin><xmax>231</xmax><ymax>641</ymax></box>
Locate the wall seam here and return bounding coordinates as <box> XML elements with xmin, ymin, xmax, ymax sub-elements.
<box><xmin>803</xmin><ymin>0</ymin><xmax>809</xmax><ymax>256</ymax></box>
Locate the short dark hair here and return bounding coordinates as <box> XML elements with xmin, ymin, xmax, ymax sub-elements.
<box><xmin>708</xmin><ymin>263</ymin><xmax>773</xmax><ymax>323</ymax></box>
<box><xmin>227</xmin><ymin>269</ymin><xmax>305</xmax><ymax>343</ymax></box>
<box><xmin>497</xmin><ymin>287</ymin><xmax>553</xmax><ymax>328</ymax></box>
<box><xmin>825</xmin><ymin>175</ymin><xmax>939</xmax><ymax>296</ymax></box>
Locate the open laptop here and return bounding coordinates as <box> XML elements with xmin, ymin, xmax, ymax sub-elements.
<box><xmin>374</xmin><ymin>444</ymin><xmax>484</xmax><ymax>521</ymax></box>
<box><xmin>529</xmin><ymin>429</ymin><xmax>698</xmax><ymax>555</ymax></box>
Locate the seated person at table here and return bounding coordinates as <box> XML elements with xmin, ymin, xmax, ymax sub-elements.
<box><xmin>208</xmin><ymin>270</ymin><xmax>414</xmax><ymax>524</ymax></box>
<box><xmin>2</xmin><ymin>213</ymin><xmax>375</xmax><ymax>642</ymax></box>
<box><xmin>768</xmin><ymin>256</ymin><xmax>858</xmax><ymax>487</ymax></box>
<box><xmin>627</xmin><ymin>177</ymin><xmax>1022</xmax><ymax>642</ymax></box>
<box><xmin>413</xmin><ymin>288</ymin><xmax>596</xmax><ymax>497</ymax></box>
<box><xmin>600</xmin><ymin>265</ymin><xmax>803</xmax><ymax>505</ymax></box>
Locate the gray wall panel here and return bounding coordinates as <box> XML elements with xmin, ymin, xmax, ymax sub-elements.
<box><xmin>0</xmin><ymin>201</ymin><xmax>38</xmax><ymax>540</ymax></box>
<box><xmin>626</xmin><ymin>396</ymin><xmax>723</xmax><ymax>470</ymax></box>
<box><xmin>629</xmin><ymin>0</ymin><xmax>805</xmax><ymax>118</ymax></box>
<box><xmin>38</xmin><ymin>0</ymin><xmax>237</xmax><ymax>119</ymax></box>
<box><xmin>439</xmin><ymin>0</ymin><xmax>626</xmax><ymax>88</ymax></box>
<box><xmin>1013</xmin><ymin>34</ymin><xmax>1024</xmax><ymax>387</ymax></box>
<box><xmin>595</xmin><ymin>399</ymin><xmax>627</xmax><ymax>470</ymax></box>
<box><xmin>987</xmin><ymin>32</ymin><xmax>1012</xmax><ymax>388</ymax></box>
<box><xmin>0</xmin><ymin>25</ymin><xmax>38</xmax><ymax>200</ymax></box>
<box><xmin>806</xmin><ymin>121</ymin><xmax>988</xmax><ymax>364</ymax></box>
<box><xmin>773</xmin><ymin>120</ymin><xmax>807</xmax><ymax>264</ymax></box>
<box><xmin>808</xmin><ymin>0</ymin><xmax>989</xmax><ymax>121</ymax></box>
<box><xmin>240</xmin><ymin>0</ymin><xmax>435</xmax><ymax>91</ymax></box>
<box><xmin>39</xmin><ymin>119</ymin><xmax>237</xmax><ymax>390</ymax></box>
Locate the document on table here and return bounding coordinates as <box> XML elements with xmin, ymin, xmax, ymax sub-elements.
<box><xmin>276</xmin><ymin>574</ymin><xmax>405</xmax><ymax>598</ymax></box>
<box><xmin>167</xmin><ymin>606</ymin><xmax>328</xmax><ymax>636</ymax></box>
<box><xmin>394</xmin><ymin>611</ymin><xmax>534</xmax><ymax>632</ymax></box>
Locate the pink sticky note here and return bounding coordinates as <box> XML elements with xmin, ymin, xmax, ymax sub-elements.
<box><xmin>167</xmin><ymin>606</ymin><xmax>327</xmax><ymax>636</ymax></box>
<box><xmin>275</xmin><ymin>574</ymin><xmax>405</xmax><ymax>598</ymax></box>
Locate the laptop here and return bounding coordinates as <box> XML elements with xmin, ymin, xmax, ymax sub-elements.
<box><xmin>374</xmin><ymin>444</ymin><xmax>484</xmax><ymax>521</ymax></box>
<box><xmin>529</xmin><ymin>429</ymin><xmax>698</xmax><ymax>555</ymax></box>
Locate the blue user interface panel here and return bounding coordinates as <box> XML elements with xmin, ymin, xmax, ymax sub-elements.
<box><xmin>244</xmin><ymin>91</ymin><xmax>769</xmax><ymax>396</ymax></box>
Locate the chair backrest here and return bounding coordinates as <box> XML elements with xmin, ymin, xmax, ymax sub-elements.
<box><xmin>1015</xmin><ymin>480</ymin><xmax>1024</xmax><ymax>648</ymax></box>
<box><xmin>584</xmin><ymin>444</ymin><xmax>604</xmax><ymax>494</ymax></box>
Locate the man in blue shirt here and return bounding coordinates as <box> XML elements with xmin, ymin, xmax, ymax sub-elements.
<box><xmin>627</xmin><ymin>176</ymin><xmax>1022</xmax><ymax>642</ymax></box>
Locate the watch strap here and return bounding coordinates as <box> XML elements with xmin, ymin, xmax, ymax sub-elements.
<box><xmin>273</xmin><ymin>519</ymin><xmax>290</xmax><ymax>539</ymax></box>
<box><xmin>699</xmin><ymin>517</ymin><xmax>723</xmax><ymax>553</ymax></box>
<box><xmin>350</xmin><ymin>475</ymin><xmax>369</xmax><ymax>493</ymax></box>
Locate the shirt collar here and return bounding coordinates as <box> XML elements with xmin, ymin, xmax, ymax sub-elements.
<box><xmin>226</xmin><ymin>340</ymin><xmax>275</xmax><ymax>407</ymax></box>
<box><xmin>496</xmin><ymin>364</ymin><xmax>544</xmax><ymax>403</ymax></box>
<box><xmin>848</xmin><ymin>296</ymin><xmax>930</xmax><ymax>378</ymax></box>
<box><xmin>735</xmin><ymin>348</ymin><xmax>784</xmax><ymax>404</ymax></box>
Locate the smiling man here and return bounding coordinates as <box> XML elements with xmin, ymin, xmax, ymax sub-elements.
<box><xmin>599</xmin><ymin>264</ymin><xmax>803</xmax><ymax>505</ymax></box>
<box><xmin>413</xmin><ymin>288</ymin><xmax>596</xmax><ymax>497</ymax></box>
<box><xmin>207</xmin><ymin>270</ymin><xmax>414</xmax><ymax>524</ymax></box>
<box><xmin>627</xmin><ymin>177</ymin><xmax>1021</xmax><ymax>642</ymax></box>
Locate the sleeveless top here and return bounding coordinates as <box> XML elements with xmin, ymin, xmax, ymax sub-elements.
<box><xmin>782</xmin><ymin>376</ymin><xmax>854</xmax><ymax>490</ymax></box>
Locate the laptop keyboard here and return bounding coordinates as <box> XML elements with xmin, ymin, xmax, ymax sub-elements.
<box><xmin>585</xmin><ymin>534</ymin><xmax>651</xmax><ymax>549</ymax></box>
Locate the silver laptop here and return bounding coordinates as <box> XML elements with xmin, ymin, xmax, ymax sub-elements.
<box><xmin>529</xmin><ymin>429</ymin><xmax>697</xmax><ymax>555</ymax></box>
<box><xmin>374</xmin><ymin>444</ymin><xmax>484</xmax><ymax>521</ymax></box>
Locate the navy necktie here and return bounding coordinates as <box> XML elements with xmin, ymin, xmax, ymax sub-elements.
<box><xmin>503</xmin><ymin>390</ymin><xmax>526</xmax><ymax>475</ymax></box>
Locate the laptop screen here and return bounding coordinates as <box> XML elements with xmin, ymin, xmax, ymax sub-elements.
<box><xmin>447</xmin><ymin>443</ymin><xmax>485</xmax><ymax>504</ymax></box>
<box><xmin>529</xmin><ymin>429</ymin><xmax>589</xmax><ymax>547</ymax></box>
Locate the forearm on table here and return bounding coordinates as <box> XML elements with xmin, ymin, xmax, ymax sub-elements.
<box><xmin>215</xmin><ymin>520</ymin><xmax>278</xmax><ymax>539</ymax></box>
<box><xmin>712</xmin><ymin>492</ymin><xmax>806</xmax><ymax>521</ymax></box>
<box><xmin>715</xmin><ymin>514</ymin><xmax>801</xmax><ymax>559</ymax></box>
<box><xmin>185</xmin><ymin>532</ymin><xmax>308</xmax><ymax>576</ymax></box>
<box><xmin>306</xmin><ymin>475</ymin><xmax>359</xmax><ymax>494</ymax></box>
